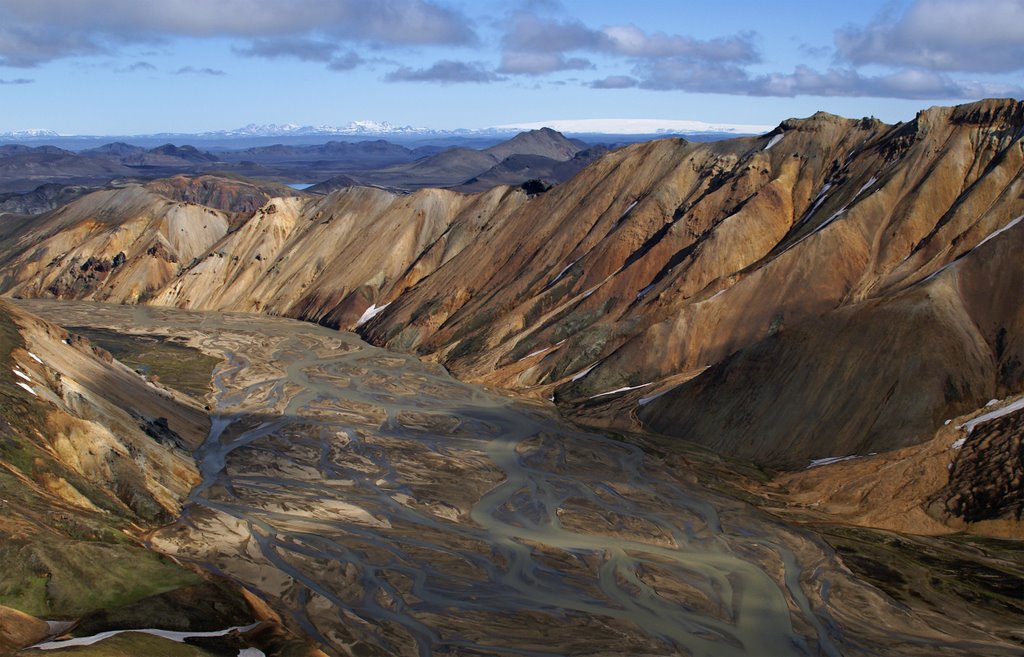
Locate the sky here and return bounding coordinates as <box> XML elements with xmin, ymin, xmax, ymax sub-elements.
<box><xmin>0</xmin><ymin>0</ymin><xmax>1022</xmax><ymax>135</ymax></box>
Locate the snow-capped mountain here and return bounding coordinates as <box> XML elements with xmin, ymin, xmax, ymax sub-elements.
<box><xmin>0</xmin><ymin>117</ymin><xmax>770</xmax><ymax>145</ymax></box>
<box><xmin>495</xmin><ymin>118</ymin><xmax>773</xmax><ymax>135</ymax></box>
<box><xmin>197</xmin><ymin>121</ymin><xmax>468</xmax><ymax>138</ymax></box>
<box><xmin>0</xmin><ymin>128</ymin><xmax>62</xmax><ymax>138</ymax></box>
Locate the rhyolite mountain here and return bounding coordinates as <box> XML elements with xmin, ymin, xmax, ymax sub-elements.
<box><xmin>1</xmin><ymin>99</ymin><xmax>1021</xmax><ymax>480</ymax></box>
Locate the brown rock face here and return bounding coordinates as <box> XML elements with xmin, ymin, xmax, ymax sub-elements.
<box><xmin>0</xmin><ymin>605</ymin><xmax>49</xmax><ymax>653</ymax></box>
<box><xmin>1</xmin><ymin>99</ymin><xmax>1022</xmax><ymax>470</ymax></box>
<box><xmin>938</xmin><ymin>405</ymin><xmax>1024</xmax><ymax>523</ymax></box>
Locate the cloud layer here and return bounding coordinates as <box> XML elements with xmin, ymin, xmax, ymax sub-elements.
<box><xmin>0</xmin><ymin>0</ymin><xmax>1020</xmax><ymax>100</ymax></box>
<box><xmin>0</xmin><ymin>0</ymin><xmax>476</xmax><ymax>67</ymax></box>
<box><xmin>835</xmin><ymin>0</ymin><xmax>1024</xmax><ymax>73</ymax></box>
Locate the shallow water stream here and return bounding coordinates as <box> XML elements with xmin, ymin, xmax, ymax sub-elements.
<box><xmin>20</xmin><ymin>301</ymin><xmax>1019</xmax><ymax>657</ymax></box>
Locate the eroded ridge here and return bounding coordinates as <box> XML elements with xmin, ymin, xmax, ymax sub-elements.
<box><xmin>21</xmin><ymin>300</ymin><xmax>1018</xmax><ymax>657</ymax></box>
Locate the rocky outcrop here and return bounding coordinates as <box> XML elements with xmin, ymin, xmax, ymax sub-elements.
<box><xmin>143</xmin><ymin>174</ymin><xmax>302</xmax><ymax>216</ymax></box>
<box><xmin>937</xmin><ymin>401</ymin><xmax>1023</xmax><ymax>524</ymax></box>
<box><xmin>768</xmin><ymin>393</ymin><xmax>1024</xmax><ymax>538</ymax></box>
<box><xmin>0</xmin><ymin>185</ymin><xmax>231</xmax><ymax>302</ymax></box>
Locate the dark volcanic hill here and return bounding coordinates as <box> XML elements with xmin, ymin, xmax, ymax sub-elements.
<box><xmin>0</xmin><ymin>129</ymin><xmax>594</xmax><ymax>195</ymax></box>
<box><xmin>0</xmin><ymin>145</ymin><xmax>133</xmax><ymax>193</ymax></box>
<box><xmin>364</xmin><ymin>127</ymin><xmax>587</xmax><ymax>189</ymax></box>
<box><xmin>1</xmin><ymin>99</ymin><xmax>1021</xmax><ymax>485</ymax></box>
<box><xmin>455</xmin><ymin>146</ymin><xmax>610</xmax><ymax>193</ymax></box>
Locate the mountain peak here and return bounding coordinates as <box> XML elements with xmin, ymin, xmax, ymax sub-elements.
<box><xmin>485</xmin><ymin>127</ymin><xmax>580</xmax><ymax>162</ymax></box>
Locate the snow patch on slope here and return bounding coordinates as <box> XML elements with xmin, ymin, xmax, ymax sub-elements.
<box><xmin>355</xmin><ymin>303</ymin><xmax>390</xmax><ymax>328</ymax></box>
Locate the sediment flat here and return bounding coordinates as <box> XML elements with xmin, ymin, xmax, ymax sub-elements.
<box><xmin>19</xmin><ymin>300</ymin><xmax>1020</xmax><ymax>657</ymax></box>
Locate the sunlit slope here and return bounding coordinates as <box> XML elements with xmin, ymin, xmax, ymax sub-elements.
<box><xmin>2</xmin><ymin>98</ymin><xmax>1021</xmax><ymax>465</ymax></box>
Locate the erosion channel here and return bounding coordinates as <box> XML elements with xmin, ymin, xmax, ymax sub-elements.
<box><xmin>17</xmin><ymin>300</ymin><xmax>1018</xmax><ymax>657</ymax></box>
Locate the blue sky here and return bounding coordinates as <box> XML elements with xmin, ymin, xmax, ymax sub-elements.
<box><xmin>0</xmin><ymin>0</ymin><xmax>1022</xmax><ymax>134</ymax></box>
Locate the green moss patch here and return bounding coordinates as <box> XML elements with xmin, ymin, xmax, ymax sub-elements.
<box><xmin>0</xmin><ymin>541</ymin><xmax>201</xmax><ymax>619</ymax></box>
<box><xmin>67</xmin><ymin>327</ymin><xmax>219</xmax><ymax>401</ymax></box>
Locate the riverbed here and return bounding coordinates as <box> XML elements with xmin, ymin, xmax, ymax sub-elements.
<box><xmin>18</xmin><ymin>300</ymin><xmax>1019</xmax><ymax>657</ymax></box>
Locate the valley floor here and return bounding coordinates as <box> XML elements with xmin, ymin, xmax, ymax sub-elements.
<box><xmin>13</xmin><ymin>300</ymin><xmax>1022</xmax><ymax>657</ymax></box>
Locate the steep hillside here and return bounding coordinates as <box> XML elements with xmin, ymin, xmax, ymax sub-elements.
<box><xmin>150</xmin><ymin>185</ymin><xmax>527</xmax><ymax>328</ymax></box>
<box><xmin>1</xmin><ymin>99</ymin><xmax>1021</xmax><ymax>473</ymax></box>
<box><xmin>0</xmin><ymin>300</ymin><xmax>210</xmax><ymax>651</ymax></box>
<box><xmin>366</xmin><ymin>99</ymin><xmax>1024</xmax><ymax>466</ymax></box>
<box><xmin>0</xmin><ymin>184</ymin><xmax>234</xmax><ymax>302</ymax></box>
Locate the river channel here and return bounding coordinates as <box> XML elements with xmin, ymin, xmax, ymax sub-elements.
<box><xmin>18</xmin><ymin>301</ymin><xmax>1018</xmax><ymax>657</ymax></box>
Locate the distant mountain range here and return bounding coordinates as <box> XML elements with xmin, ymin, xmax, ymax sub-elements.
<box><xmin>0</xmin><ymin>118</ymin><xmax>770</xmax><ymax>143</ymax></box>
<box><xmin>0</xmin><ymin>127</ymin><xmax>605</xmax><ymax>200</ymax></box>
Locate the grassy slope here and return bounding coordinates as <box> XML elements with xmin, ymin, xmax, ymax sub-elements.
<box><xmin>0</xmin><ymin>307</ymin><xmax>203</xmax><ymax>619</ymax></box>
<box><xmin>66</xmin><ymin>327</ymin><xmax>219</xmax><ymax>401</ymax></box>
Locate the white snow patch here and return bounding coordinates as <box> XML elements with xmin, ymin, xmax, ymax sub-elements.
<box><xmin>28</xmin><ymin>352</ymin><xmax>43</xmax><ymax>364</ymax></box>
<box><xmin>619</xmin><ymin>200</ymin><xmax>638</xmax><ymax>220</ymax></box>
<box><xmin>15</xmin><ymin>381</ymin><xmax>36</xmax><ymax>396</ymax></box>
<box><xmin>818</xmin><ymin>207</ymin><xmax>847</xmax><ymax>232</ymax></box>
<box><xmin>856</xmin><ymin>176</ymin><xmax>878</xmax><ymax>197</ymax></box>
<box><xmin>951</xmin><ymin>437</ymin><xmax>966</xmax><ymax>450</ymax></box>
<box><xmin>518</xmin><ymin>346</ymin><xmax>553</xmax><ymax>362</ymax></box>
<box><xmin>943</xmin><ymin>419</ymin><xmax>951</xmax><ymax>425</ymax></box>
<box><xmin>546</xmin><ymin>257</ymin><xmax>581</xmax><ymax>289</ymax></box>
<box><xmin>921</xmin><ymin>215</ymin><xmax>1024</xmax><ymax>286</ymax></box>
<box><xmin>638</xmin><ymin>383</ymin><xmax>683</xmax><ymax>406</ymax></box>
<box><xmin>985</xmin><ymin>398</ymin><xmax>1000</xmax><ymax>407</ymax></box>
<box><xmin>635</xmin><ymin>283</ymin><xmax>655</xmax><ymax>300</ymax></box>
<box><xmin>587</xmin><ymin>383</ymin><xmax>653</xmax><ymax>399</ymax></box>
<box><xmin>495</xmin><ymin>117</ymin><xmax>774</xmax><ymax>135</ymax></box>
<box><xmin>804</xmin><ymin>188</ymin><xmax>830</xmax><ymax>218</ymax></box>
<box><xmin>33</xmin><ymin>624</ymin><xmax>261</xmax><ymax>650</ymax></box>
<box><xmin>957</xmin><ymin>396</ymin><xmax>1024</xmax><ymax>435</ymax></box>
<box><xmin>570</xmin><ymin>361</ymin><xmax>601</xmax><ymax>382</ymax></box>
<box><xmin>764</xmin><ymin>133</ymin><xmax>784</xmax><ymax>150</ymax></box>
<box><xmin>807</xmin><ymin>455</ymin><xmax>862</xmax><ymax>469</ymax></box>
<box><xmin>238</xmin><ymin>649</ymin><xmax>266</xmax><ymax>657</ymax></box>
<box><xmin>46</xmin><ymin>621</ymin><xmax>76</xmax><ymax>635</ymax></box>
<box><xmin>13</xmin><ymin>368</ymin><xmax>30</xmax><ymax>381</ymax></box>
<box><xmin>974</xmin><ymin>214</ymin><xmax>1024</xmax><ymax>251</ymax></box>
<box><xmin>781</xmin><ymin>202</ymin><xmax>850</xmax><ymax>257</ymax></box>
<box><xmin>354</xmin><ymin>302</ymin><xmax>390</xmax><ymax>328</ymax></box>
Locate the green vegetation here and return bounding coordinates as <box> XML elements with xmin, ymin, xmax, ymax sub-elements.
<box><xmin>67</xmin><ymin>327</ymin><xmax>219</xmax><ymax>401</ymax></box>
<box><xmin>0</xmin><ymin>305</ymin><xmax>213</xmax><ymax>635</ymax></box>
<box><xmin>0</xmin><ymin>541</ymin><xmax>201</xmax><ymax>618</ymax></box>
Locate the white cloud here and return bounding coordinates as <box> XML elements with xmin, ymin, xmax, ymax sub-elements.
<box><xmin>601</xmin><ymin>25</ymin><xmax>758</xmax><ymax>62</ymax></box>
<box><xmin>175</xmin><ymin>66</ymin><xmax>226</xmax><ymax>76</ymax></box>
<box><xmin>0</xmin><ymin>0</ymin><xmax>476</xmax><ymax>67</ymax></box>
<box><xmin>498</xmin><ymin>52</ymin><xmax>592</xmax><ymax>75</ymax></box>
<box><xmin>384</xmin><ymin>60</ymin><xmax>503</xmax><ymax>84</ymax></box>
<box><xmin>497</xmin><ymin>13</ymin><xmax>759</xmax><ymax>79</ymax></box>
<box><xmin>589</xmin><ymin>75</ymin><xmax>638</xmax><ymax>89</ymax></box>
<box><xmin>836</xmin><ymin>0</ymin><xmax>1024</xmax><ymax>73</ymax></box>
<box><xmin>631</xmin><ymin>61</ymin><xmax>1024</xmax><ymax>99</ymax></box>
